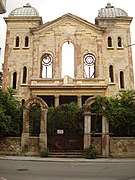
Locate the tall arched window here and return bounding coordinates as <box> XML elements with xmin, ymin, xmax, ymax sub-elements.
<box><xmin>25</xmin><ymin>36</ymin><xmax>29</xmax><ymax>47</ymax></box>
<box><xmin>109</xmin><ymin>65</ymin><xmax>114</xmax><ymax>82</ymax></box>
<box><xmin>15</xmin><ymin>36</ymin><xmax>19</xmax><ymax>47</ymax></box>
<box><xmin>41</xmin><ymin>53</ymin><xmax>53</xmax><ymax>78</ymax></box>
<box><xmin>120</xmin><ymin>71</ymin><xmax>124</xmax><ymax>88</ymax></box>
<box><xmin>84</xmin><ymin>53</ymin><xmax>96</xmax><ymax>78</ymax></box>
<box><xmin>22</xmin><ymin>66</ymin><xmax>27</xmax><ymax>84</ymax></box>
<box><xmin>13</xmin><ymin>72</ymin><xmax>17</xmax><ymax>89</ymax></box>
<box><xmin>118</xmin><ymin>36</ymin><xmax>122</xmax><ymax>47</ymax></box>
<box><xmin>108</xmin><ymin>36</ymin><xmax>112</xmax><ymax>47</ymax></box>
<box><xmin>62</xmin><ymin>42</ymin><xmax>74</xmax><ymax>78</ymax></box>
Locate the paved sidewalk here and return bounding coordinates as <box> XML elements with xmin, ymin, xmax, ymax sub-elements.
<box><xmin>0</xmin><ymin>155</ymin><xmax>135</xmax><ymax>163</ymax></box>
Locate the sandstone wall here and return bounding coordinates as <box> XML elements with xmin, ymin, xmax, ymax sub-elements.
<box><xmin>110</xmin><ymin>137</ymin><xmax>135</xmax><ymax>157</ymax></box>
<box><xmin>0</xmin><ymin>137</ymin><xmax>135</xmax><ymax>157</ymax></box>
<box><xmin>0</xmin><ymin>137</ymin><xmax>21</xmax><ymax>155</ymax></box>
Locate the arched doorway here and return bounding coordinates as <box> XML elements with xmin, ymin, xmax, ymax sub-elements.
<box><xmin>83</xmin><ymin>97</ymin><xmax>109</xmax><ymax>157</ymax></box>
<box><xmin>21</xmin><ymin>97</ymin><xmax>48</xmax><ymax>154</ymax></box>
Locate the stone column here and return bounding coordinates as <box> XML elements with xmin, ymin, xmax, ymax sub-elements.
<box><xmin>55</xmin><ymin>95</ymin><xmax>59</xmax><ymax>107</ymax></box>
<box><xmin>77</xmin><ymin>95</ymin><xmax>82</xmax><ymax>107</ymax></box>
<box><xmin>74</xmin><ymin>33</ymin><xmax>82</xmax><ymax>78</ymax></box>
<box><xmin>102</xmin><ymin>115</ymin><xmax>109</xmax><ymax>157</ymax></box>
<box><xmin>97</xmin><ymin>38</ymin><xmax>103</xmax><ymax>78</ymax></box>
<box><xmin>84</xmin><ymin>112</ymin><xmax>91</xmax><ymax>149</ymax></box>
<box><xmin>54</xmin><ymin>33</ymin><xmax>61</xmax><ymax>78</ymax></box>
<box><xmin>21</xmin><ymin>108</ymin><xmax>29</xmax><ymax>152</ymax></box>
<box><xmin>39</xmin><ymin>108</ymin><xmax>48</xmax><ymax>151</ymax></box>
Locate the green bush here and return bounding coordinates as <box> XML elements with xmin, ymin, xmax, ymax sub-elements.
<box><xmin>84</xmin><ymin>145</ymin><xmax>97</xmax><ymax>159</ymax></box>
<box><xmin>47</xmin><ymin>102</ymin><xmax>84</xmax><ymax>136</ymax></box>
<box><xmin>40</xmin><ymin>148</ymin><xmax>49</xmax><ymax>157</ymax></box>
<box><xmin>0</xmin><ymin>88</ymin><xmax>23</xmax><ymax>137</ymax></box>
<box><xmin>91</xmin><ymin>90</ymin><xmax>135</xmax><ymax>137</ymax></box>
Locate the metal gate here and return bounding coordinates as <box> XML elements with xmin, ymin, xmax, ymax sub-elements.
<box><xmin>47</xmin><ymin>106</ymin><xmax>84</xmax><ymax>152</ymax></box>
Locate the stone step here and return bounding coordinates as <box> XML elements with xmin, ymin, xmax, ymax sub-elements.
<box><xmin>49</xmin><ymin>151</ymin><xmax>83</xmax><ymax>158</ymax></box>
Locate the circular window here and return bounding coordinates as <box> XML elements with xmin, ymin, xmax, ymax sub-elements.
<box><xmin>84</xmin><ymin>54</ymin><xmax>95</xmax><ymax>66</ymax></box>
<box><xmin>42</xmin><ymin>53</ymin><xmax>52</xmax><ymax>66</ymax></box>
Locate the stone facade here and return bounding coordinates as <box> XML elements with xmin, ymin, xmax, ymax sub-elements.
<box><xmin>110</xmin><ymin>137</ymin><xmax>135</xmax><ymax>158</ymax></box>
<box><xmin>2</xmin><ymin>3</ymin><xmax>134</xmax><ymax>103</ymax></box>
<box><xmin>1</xmin><ymin>3</ymin><xmax>135</xmax><ymax>157</ymax></box>
<box><xmin>0</xmin><ymin>137</ymin><xmax>21</xmax><ymax>155</ymax></box>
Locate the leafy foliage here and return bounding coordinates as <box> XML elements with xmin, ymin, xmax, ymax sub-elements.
<box><xmin>0</xmin><ymin>88</ymin><xmax>23</xmax><ymax>137</ymax></box>
<box><xmin>1</xmin><ymin>88</ymin><xmax>135</xmax><ymax>138</ymax></box>
<box><xmin>40</xmin><ymin>148</ymin><xmax>49</xmax><ymax>157</ymax></box>
<box><xmin>29</xmin><ymin>104</ymin><xmax>41</xmax><ymax>136</ymax></box>
<box><xmin>92</xmin><ymin>90</ymin><xmax>135</xmax><ymax>137</ymax></box>
<box><xmin>47</xmin><ymin>102</ymin><xmax>84</xmax><ymax>136</ymax></box>
<box><xmin>84</xmin><ymin>145</ymin><xmax>97</xmax><ymax>159</ymax></box>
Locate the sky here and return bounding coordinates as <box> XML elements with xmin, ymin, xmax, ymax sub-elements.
<box><xmin>0</xmin><ymin>0</ymin><xmax>135</xmax><ymax>79</ymax></box>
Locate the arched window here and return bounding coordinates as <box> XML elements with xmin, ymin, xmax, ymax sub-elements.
<box><xmin>41</xmin><ymin>53</ymin><xmax>53</xmax><ymax>78</ymax></box>
<box><xmin>22</xmin><ymin>66</ymin><xmax>27</xmax><ymax>84</ymax></box>
<box><xmin>109</xmin><ymin>65</ymin><xmax>114</xmax><ymax>82</ymax></box>
<box><xmin>15</xmin><ymin>36</ymin><xmax>19</xmax><ymax>47</ymax></box>
<box><xmin>120</xmin><ymin>71</ymin><xmax>124</xmax><ymax>88</ymax></box>
<box><xmin>13</xmin><ymin>72</ymin><xmax>17</xmax><ymax>89</ymax></box>
<box><xmin>62</xmin><ymin>42</ymin><xmax>74</xmax><ymax>78</ymax></box>
<box><xmin>25</xmin><ymin>36</ymin><xmax>29</xmax><ymax>47</ymax></box>
<box><xmin>108</xmin><ymin>36</ymin><xmax>112</xmax><ymax>47</ymax></box>
<box><xmin>118</xmin><ymin>36</ymin><xmax>122</xmax><ymax>47</ymax></box>
<box><xmin>84</xmin><ymin>53</ymin><xmax>96</xmax><ymax>78</ymax></box>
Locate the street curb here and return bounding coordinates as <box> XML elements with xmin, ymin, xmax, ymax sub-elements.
<box><xmin>0</xmin><ymin>156</ymin><xmax>135</xmax><ymax>163</ymax></box>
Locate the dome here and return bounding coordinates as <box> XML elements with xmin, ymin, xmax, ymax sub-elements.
<box><xmin>98</xmin><ymin>3</ymin><xmax>128</xmax><ymax>18</ymax></box>
<box><xmin>9</xmin><ymin>3</ymin><xmax>39</xmax><ymax>17</ymax></box>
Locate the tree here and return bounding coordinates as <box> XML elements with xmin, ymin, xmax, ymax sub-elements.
<box><xmin>108</xmin><ymin>90</ymin><xmax>135</xmax><ymax>136</ymax></box>
<box><xmin>92</xmin><ymin>90</ymin><xmax>135</xmax><ymax>137</ymax></box>
<box><xmin>47</xmin><ymin>102</ymin><xmax>84</xmax><ymax>136</ymax></box>
<box><xmin>0</xmin><ymin>88</ymin><xmax>22</xmax><ymax>137</ymax></box>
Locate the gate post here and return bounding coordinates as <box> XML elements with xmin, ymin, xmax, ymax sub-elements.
<box><xmin>84</xmin><ymin>112</ymin><xmax>91</xmax><ymax>149</ymax></box>
<box><xmin>102</xmin><ymin>115</ymin><xmax>109</xmax><ymax>157</ymax></box>
<box><xmin>21</xmin><ymin>108</ymin><xmax>29</xmax><ymax>152</ymax></box>
<box><xmin>21</xmin><ymin>97</ymin><xmax>48</xmax><ymax>154</ymax></box>
<box><xmin>39</xmin><ymin>108</ymin><xmax>48</xmax><ymax>151</ymax></box>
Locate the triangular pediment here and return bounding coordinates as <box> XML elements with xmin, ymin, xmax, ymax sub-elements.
<box><xmin>31</xmin><ymin>13</ymin><xmax>104</xmax><ymax>33</ymax></box>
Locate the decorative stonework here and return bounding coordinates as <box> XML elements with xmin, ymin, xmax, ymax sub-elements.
<box><xmin>83</xmin><ymin>96</ymin><xmax>109</xmax><ymax>157</ymax></box>
<box><xmin>21</xmin><ymin>97</ymin><xmax>48</xmax><ymax>154</ymax></box>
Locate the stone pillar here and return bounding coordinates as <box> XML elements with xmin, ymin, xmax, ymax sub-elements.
<box><xmin>21</xmin><ymin>108</ymin><xmax>29</xmax><ymax>152</ymax></box>
<box><xmin>54</xmin><ymin>33</ymin><xmax>61</xmax><ymax>78</ymax></box>
<box><xmin>102</xmin><ymin>115</ymin><xmax>109</xmax><ymax>157</ymax></box>
<box><xmin>84</xmin><ymin>112</ymin><xmax>91</xmax><ymax>149</ymax></box>
<box><xmin>55</xmin><ymin>95</ymin><xmax>59</xmax><ymax>107</ymax></box>
<box><xmin>39</xmin><ymin>108</ymin><xmax>48</xmax><ymax>151</ymax></box>
<box><xmin>97</xmin><ymin>38</ymin><xmax>103</xmax><ymax>78</ymax></box>
<box><xmin>77</xmin><ymin>95</ymin><xmax>82</xmax><ymax>107</ymax></box>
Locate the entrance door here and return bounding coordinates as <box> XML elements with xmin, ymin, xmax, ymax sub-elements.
<box><xmin>47</xmin><ymin>104</ymin><xmax>84</xmax><ymax>152</ymax></box>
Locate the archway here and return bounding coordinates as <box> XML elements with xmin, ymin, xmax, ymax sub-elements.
<box><xmin>21</xmin><ymin>97</ymin><xmax>48</xmax><ymax>154</ymax></box>
<box><xmin>62</xmin><ymin>42</ymin><xmax>74</xmax><ymax>78</ymax></box>
<box><xmin>83</xmin><ymin>96</ymin><xmax>109</xmax><ymax>157</ymax></box>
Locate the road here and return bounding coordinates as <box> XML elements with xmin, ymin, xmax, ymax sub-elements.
<box><xmin>0</xmin><ymin>159</ymin><xmax>135</xmax><ymax>180</ymax></box>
